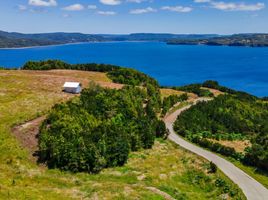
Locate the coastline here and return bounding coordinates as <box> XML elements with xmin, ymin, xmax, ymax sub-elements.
<box><xmin>0</xmin><ymin>42</ymin><xmax>96</xmax><ymax>50</ymax></box>
<box><xmin>0</xmin><ymin>41</ymin><xmax>161</xmax><ymax>50</ymax></box>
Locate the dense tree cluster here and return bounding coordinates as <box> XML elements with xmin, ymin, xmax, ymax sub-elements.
<box><xmin>22</xmin><ymin>60</ymin><xmax>120</xmax><ymax>72</ymax></box>
<box><xmin>107</xmin><ymin>68</ymin><xmax>158</xmax><ymax>87</ymax></box>
<box><xmin>39</xmin><ymin>83</ymin><xmax>167</xmax><ymax>173</ymax></box>
<box><xmin>161</xmin><ymin>94</ymin><xmax>188</xmax><ymax>116</ymax></box>
<box><xmin>174</xmin><ymin>94</ymin><xmax>268</xmax><ymax>171</ymax></box>
<box><xmin>202</xmin><ymin>80</ymin><xmax>257</xmax><ymax>101</ymax></box>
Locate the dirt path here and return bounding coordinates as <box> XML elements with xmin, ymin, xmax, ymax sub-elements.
<box><xmin>164</xmin><ymin>98</ymin><xmax>268</xmax><ymax>200</ymax></box>
<box><xmin>12</xmin><ymin>116</ymin><xmax>45</xmax><ymax>161</ymax></box>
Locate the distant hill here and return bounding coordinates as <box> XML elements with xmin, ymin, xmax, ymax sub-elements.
<box><xmin>167</xmin><ymin>34</ymin><xmax>268</xmax><ymax>47</ymax></box>
<box><xmin>1</xmin><ymin>30</ymin><xmax>267</xmax><ymax>48</ymax></box>
<box><xmin>99</xmin><ymin>33</ymin><xmax>218</xmax><ymax>41</ymax></box>
<box><xmin>0</xmin><ymin>30</ymin><xmax>218</xmax><ymax>48</ymax></box>
<box><xmin>0</xmin><ymin>31</ymin><xmax>104</xmax><ymax>48</ymax></box>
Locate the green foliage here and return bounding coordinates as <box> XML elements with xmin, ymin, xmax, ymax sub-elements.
<box><xmin>209</xmin><ymin>162</ymin><xmax>217</xmax><ymax>173</ymax></box>
<box><xmin>161</xmin><ymin>93</ymin><xmax>188</xmax><ymax>116</ymax></box>
<box><xmin>202</xmin><ymin>80</ymin><xmax>257</xmax><ymax>101</ymax></box>
<box><xmin>174</xmin><ymin>94</ymin><xmax>268</xmax><ymax>171</ymax></box>
<box><xmin>172</xmin><ymin>84</ymin><xmax>213</xmax><ymax>97</ymax></box>
<box><xmin>39</xmin><ymin>83</ymin><xmax>165</xmax><ymax>173</ymax></box>
<box><xmin>107</xmin><ymin>68</ymin><xmax>159</xmax><ymax>87</ymax></box>
<box><xmin>22</xmin><ymin>60</ymin><xmax>160</xmax><ymax>89</ymax></box>
<box><xmin>22</xmin><ymin>60</ymin><xmax>120</xmax><ymax>72</ymax></box>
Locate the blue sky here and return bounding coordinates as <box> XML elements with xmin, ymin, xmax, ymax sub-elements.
<box><xmin>0</xmin><ymin>0</ymin><xmax>267</xmax><ymax>34</ymax></box>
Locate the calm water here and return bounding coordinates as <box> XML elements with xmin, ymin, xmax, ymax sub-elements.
<box><xmin>1</xmin><ymin>42</ymin><xmax>268</xmax><ymax>97</ymax></box>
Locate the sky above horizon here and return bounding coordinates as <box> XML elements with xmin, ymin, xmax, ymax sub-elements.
<box><xmin>0</xmin><ymin>0</ymin><xmax>267</xmax><ymax>34</ymax></box>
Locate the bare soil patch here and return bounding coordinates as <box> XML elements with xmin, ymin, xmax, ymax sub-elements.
<box><xmin>12</xmin><ymin>116</ymin><xmax>45</xmax><ymax>162</ymax></box>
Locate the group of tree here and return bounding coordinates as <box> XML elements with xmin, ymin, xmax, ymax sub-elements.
<box><xmin>39</xmin><ymin>83</ymin><xmax>167</xmax><ymax>173</ymax></box>
<box><xmin>22</xmin><ymin>60</ymin><xmax>158</xmax><ymax>87</ymax></box>
<box><xmin>161</xmin><ymin>93</ymin><xmax>188</xmax><ymax>116</ymax></box>
<box><xmin>31</xmin><ymin>60</ymin><xmax>169</xmax><ymax>173</ymax></box>
<box><xmin>22</xmin><ymin>60</ymin><xmax>120</xmax><ymax>72</ymax></box>
<box><xmin>174</xmin><ymin>93</ymin><xmax>268</xmax><ymax>171</ymax></box>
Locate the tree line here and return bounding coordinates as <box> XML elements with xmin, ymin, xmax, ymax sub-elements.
<box><xmin>161</xmin><ymin>93</ymin><xmax>188</xmax><ymax>116</ymax></box>
<box><xmin>174</xmin><ymin>94</ymin><xmax>268</xmax><ymax>171</ymax></box>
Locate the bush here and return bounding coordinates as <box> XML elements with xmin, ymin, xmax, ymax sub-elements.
<box><xmin>209</xmin><ymin>161</ymin><xmax>217</xmax><ymax>173</ymax></box>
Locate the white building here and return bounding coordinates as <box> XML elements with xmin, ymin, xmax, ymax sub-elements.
<box><xmin>63</xmin><ymin>82</ymin><xmax>82</xmax><ymax>94</ymax></box>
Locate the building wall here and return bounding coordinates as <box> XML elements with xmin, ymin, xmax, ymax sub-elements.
<box><xmin>64</xmin><ymin>86</ymin><xmax>81</xmax><ymax>94</ymax></box>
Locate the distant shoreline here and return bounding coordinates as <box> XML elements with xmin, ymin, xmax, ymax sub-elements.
<box><xmin>0</xmin><ymin>41</ymin><xmax>159</xmax><ymax>50</ymax></box>
<box><xmin>0</xmin><ymin>42</ymin><xmax>96</xmax><ymax>50</ymax></box>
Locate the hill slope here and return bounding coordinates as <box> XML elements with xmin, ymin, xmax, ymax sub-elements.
<box><xmin>168</xmin><ymin>34</ymin><xmax>268</xmax><ymax>47</ymax></box>
<box><xmin>0</xmin><ymin>69</ymin><xmax>245</xmax><ymax>199</ymax></box>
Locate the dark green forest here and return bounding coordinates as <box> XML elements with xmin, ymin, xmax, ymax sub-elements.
<box><xmin>174</xmin><ymin>94</ymin><xmax>268</xmax><ymax>171</ymax></box>
<box><xmin>39</xmin><ymin>83</ymin><xmax>167</xmax><ymax>173</ymax></box>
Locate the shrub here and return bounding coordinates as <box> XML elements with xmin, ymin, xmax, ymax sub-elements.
<box><xmin>209</xmin><ymin>161</ymin><xmax>217</xmax><ymax>173</ymax></box>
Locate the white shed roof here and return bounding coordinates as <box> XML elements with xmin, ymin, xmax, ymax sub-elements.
<box><xmin>63</xmin><ymin>82</ymin><xmax>81</xmax><ymax>88</ymax></box>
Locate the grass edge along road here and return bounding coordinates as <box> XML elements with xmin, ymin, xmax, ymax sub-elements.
<box><xmin>164</xmin><ymin>98</ymin><xmax>268</xmax><ymax>200</ymax></box>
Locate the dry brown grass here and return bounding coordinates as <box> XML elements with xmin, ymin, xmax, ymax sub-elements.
<box><xmin>208</xmin><ymin>139</ymin><xmax>251</xmax><ymax>153</ymax></box>
<box><xmin>160</xmin><ymin>88</ymin><xmax>198</xmax><ymax>100</ymax></box>
<box><xmin>201</xmin><ymin>87</ymin><xmax>225</xmax><ymax>97</ymax></box>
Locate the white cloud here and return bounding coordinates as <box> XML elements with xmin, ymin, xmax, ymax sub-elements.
<box><xmin>62</xmin><ymin>4</ymin><xmax>85</xmax><ymax>11</ymax></box>
<box><xmin>161</xmin><ymin>6</ymin><xmax>193</xmax><ymax>13</ymax></box>
<box><xmin>88</xmin><ymin>5</ymin><xmax>97</xmax><ymax>10</ymax></box>
<box><xmin>211</xmin><ymin>2</ymin><xmax>265</xmax><ymax>11</ymax></box>
<box><xmin>99</xmin><ymin>0</ymin><xmax>121</xmax><ymax>5</ymax></box>
<box><xmin>127</xmin><ymin>0</ymin><xmax>151</xmax><ymax>3</ymax></box>
<box><xmin>28</xmin><ymin>0</ymin><xmax>57</xmax><ymax>7</ymax></box>
<box><xmin>18</xmin><ymin>5</ymin><xmax>27</xmax><ymax>11</ymax></box>
<box><xmin>194</xmin><ymin>0</ymin><xmax>211</xmax><ymax>3</ymax></box>
<box><xmin>130</xmin><ymin>7</ymin><xmax>157</xmax><ymax>14</ymax></box>
<box><xmin>97</xmin><ymin>11</ymin><xmax>117</xmax><ymax>15</ymax></box>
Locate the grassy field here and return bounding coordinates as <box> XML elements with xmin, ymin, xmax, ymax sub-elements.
<box><xmin>0</xmin><ymin>70</ymin><xmax>245</xmax><ymax>199</ymax></box>
<box><xmin>160</xmin><ymin>88</ymin><xmax>197</xmax><ymax>100</ymax></box>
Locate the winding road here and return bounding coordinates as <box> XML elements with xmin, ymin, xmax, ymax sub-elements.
<box><xmin>164</xmin><ymin>98</ymin><xmax>268</xmax><ymax>200</ymax></box>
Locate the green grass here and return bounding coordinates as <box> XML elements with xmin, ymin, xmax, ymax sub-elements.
<box><xmin>0</xmin><ymin>70</ymin><xmax>246</xmax><ymax>199</ymax></box>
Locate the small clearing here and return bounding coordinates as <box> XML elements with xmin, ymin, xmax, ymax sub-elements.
<box><xmin>208</xmin><ymin>138</ymin><xmax>251</xmax><ymax>153</ymax></box>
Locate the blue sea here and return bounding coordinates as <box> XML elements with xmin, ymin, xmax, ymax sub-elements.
<box><xmin>1</xmin><ymin>42</ymin><xmax>268</xmax><ymax>97</ymax></box>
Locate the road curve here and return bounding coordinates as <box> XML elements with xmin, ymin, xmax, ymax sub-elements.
<box><xmin>164</xmin><ymin>99</ymin><xmax>268</xmax><ymax>200</ymax></box>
